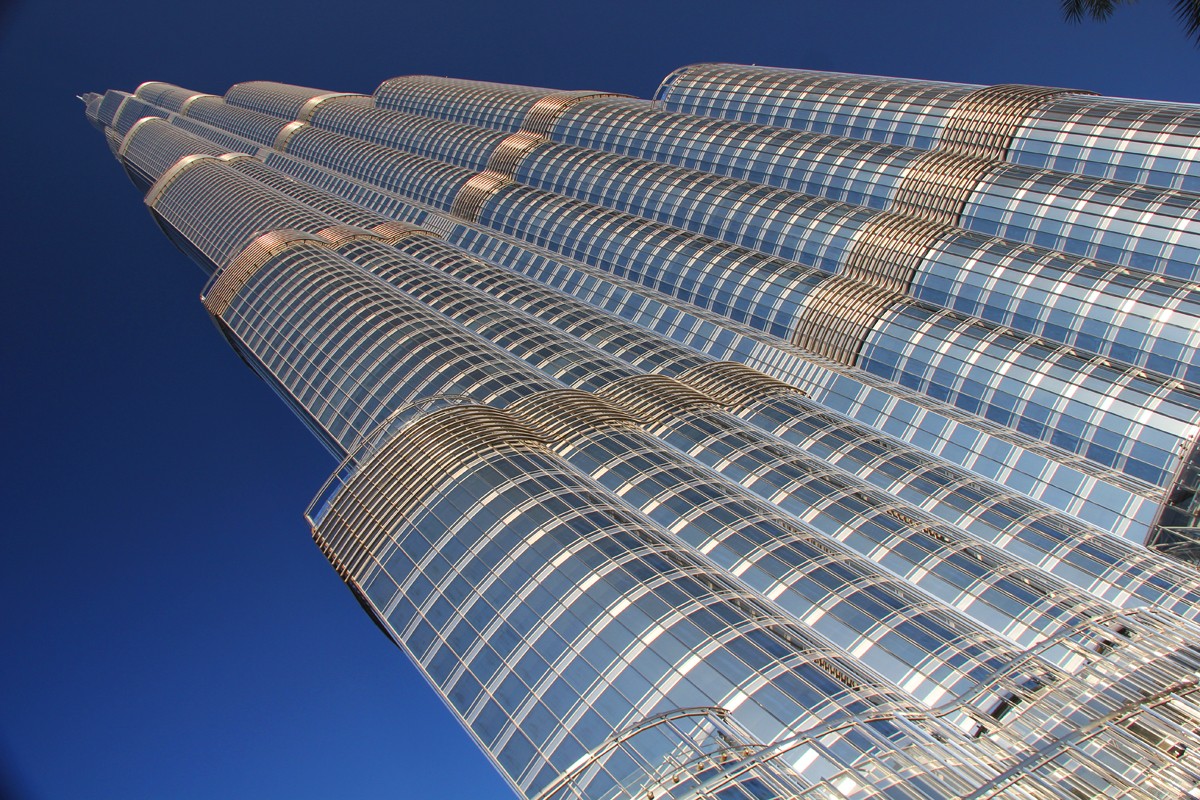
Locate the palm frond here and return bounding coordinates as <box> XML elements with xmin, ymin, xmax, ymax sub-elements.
<box><xmin>1061</xmin><ymin>0</ymin><xmax>1135</xmax><ymax>22</ymax></box>
<box><xmin>1172</xmin><ymin>0</ymin><xmax>1200</xmax><ymax>41</ymax></box>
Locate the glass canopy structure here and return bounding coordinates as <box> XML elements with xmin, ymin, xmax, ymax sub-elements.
<box><xmin>84</xmin><ymin>63</ymin><xmax>1200</xmax><ymax>799</ymax></box>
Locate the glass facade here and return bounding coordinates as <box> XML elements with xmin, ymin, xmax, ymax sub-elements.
<box><xmin>85</xmin><ymin>63</ymin><xmax>1200</xmax><ymax>799</ymax></box>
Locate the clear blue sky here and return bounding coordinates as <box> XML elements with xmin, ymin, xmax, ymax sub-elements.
<box><xmin>2</xmin><ymin>0</ymin><xmax>1197</xmax><ymax>797</ymax></box>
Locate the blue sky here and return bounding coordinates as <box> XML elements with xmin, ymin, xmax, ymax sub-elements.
<box><xmin>2</xmin><ymin>0</ymin><xmax>1198</xmax><ymax>797</ymax></box>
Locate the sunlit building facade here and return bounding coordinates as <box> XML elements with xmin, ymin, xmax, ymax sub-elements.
<box><xmin>83</xmin><ymin>63</ymin><xmax>1200</xmax><ymax>799</ymax></box>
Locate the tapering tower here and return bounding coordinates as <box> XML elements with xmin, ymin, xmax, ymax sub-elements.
<box><xmin>83</xmin><ymin>63</ymin><xmax>1200</xmax><ymax>799</ymax></box>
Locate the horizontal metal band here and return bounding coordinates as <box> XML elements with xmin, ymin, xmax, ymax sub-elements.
<box><xmin>485</xmin><ymin>132</ymin><xmax>548</xmax><ymax>176</ymax></box>
<box><xmin>938</xmin><ymin>83</ymin><xmax>1094</xmax><ymax>160</ymax></box>
<box><xmin>509</xmin><ymin>389</ymin><xmax>640</xmax><ymax>442</ymax></box>
<box><xmin>202</xmin><ymin>229</ymin><xmax>328</xmax><ymax>317</ymax></box>
<box><xmin>115</xmin><ymin>116</ymin><xmax>161</xmax><ymax>160</ymax></box>
<box><xmin>791</xmin><ymin>276</ymin><xmax>902</xmax><ymax>366</ymax></box>
<box><xmin>317</xmin><ymin>223</ymin><xmax>440</xmax><ymax>249</ymax></box>
<box><xmin>889</xmin><ymin>150</ymin><xmax>998</xmax><ymax>226</ymax></box>
<box><xmin>296</xmin><ymin>92</ymin><xmax>369</xmax><ymax>123</ymax></box>
<box><xmin>178</xmin><ymin>93</ymin><xmax>218</xmax><ymax>115</ymax></box>
<box><xmin>134</xmin><ymin>81</ymin><xmax>191</xmax><ymax>105</ymax></box>
<box><xmin>675</xmin><ymin>361</ymin><xmax>801</xmax><ymax>408</ymax></box>
<box><xmin>520</xmin><ymin>91</ymin><xmax>630</xmax><ymax>137</ymax></box>
<box><xmin>142</xmin><ymin>153</ymin><xmax>214</xmax><ymax>208</ymax></box>
<box><xmin>840</xmin><ymin>212</ymin><xmax>954</xmax><ymax>294</ymax></box>
<box><xmin>449</xmin><ymin>171</ymin><xmax>513</xmax><ymax>222</ymax></box>
<box><xmin>133</xmin><ymin>80</ymin><xmax>164</xmax><ymax>99</ymax></box>
<box><xmin>370</xmin><ymin>220</ymin><xmax>442</xmax><ymax>243</ymax></box>
<box><xmin>142</xmin><ymin>151</ymin><xmax>254</xmax><ymax>210</ymax></box>
<box><xmin>596</xmin><ymin>374</ymin><xmax>721</xmax><ymax>425</ymax></box>
<box><xmin>272</xmin><ymin>120</ymin><xmax>309</xmax><ymax>152</ymax></box>
<box><xmin>314</xmin><ymin>404</ymin><xmax>550</xmax><ymax>581</ymax></box>
<box><xmin>315</xmin><ymin>224</ymin><xmax>386</xmax><ymax>248</ymax></box>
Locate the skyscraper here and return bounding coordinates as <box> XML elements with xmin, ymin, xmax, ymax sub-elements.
<box><xmin>82</xmin><ymin>63</ymin><xmax>1200</xmax><ymax>798</ymax></box>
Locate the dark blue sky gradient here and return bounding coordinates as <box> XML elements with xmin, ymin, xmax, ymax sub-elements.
<box><xmin>2</xmin><ymin>1</ymin><xmax>1198</xmax><ymax>797</ymax></box>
